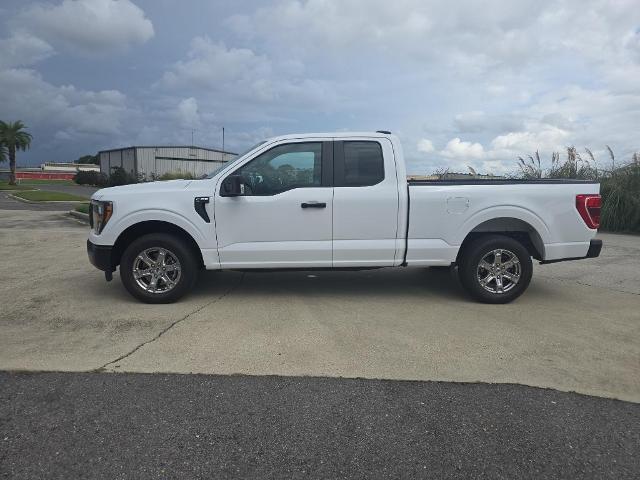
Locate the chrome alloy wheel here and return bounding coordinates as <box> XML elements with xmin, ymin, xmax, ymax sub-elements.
<box><xmin>476</xmin><ymin>248</ymin><xmax>521</xmax><ymax>294</ymax></box>
<box><xmin>133</xmin><ymin>247</ymin><xmax>182</xmax><ymax>294</ymax></box>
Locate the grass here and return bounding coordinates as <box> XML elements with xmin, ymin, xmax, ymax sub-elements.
<box><xmin>0</xmin><ymin>181</ymin><xmax>35</xmax><ymax>190</ymax></box>
<box><xmin>75</xmin><ymin>203</ymin><xmax>90</xmax><ymax>214</ymax></box>
<box><xmin>13</xmin><ymin>190</ymin><xmax>89</xmax><ymax>202</ymax></box>
<box><xmin>17</xmin><ymin>179</ymin><xmax>75</xmax><ymax>185</ymax></box>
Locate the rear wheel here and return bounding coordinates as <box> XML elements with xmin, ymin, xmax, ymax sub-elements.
<box><xmin>458</xmin><ymin>235</ymin><xmax>533</xmax><ymax>304</ymax></box>
<box><xmin>120</xmin><ymin>233</ymin><xmax>198</xmax><ymax>303</ymax></box>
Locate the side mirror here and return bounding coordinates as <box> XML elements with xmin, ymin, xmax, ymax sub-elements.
<box><xmin>221</xmin><ymin>174</ymin><xmax>245</xmax><ymax>197</ymax></box>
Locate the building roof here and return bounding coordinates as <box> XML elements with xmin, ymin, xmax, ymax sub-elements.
<box><xmin>98</xmin><ymin>145</ymin><xmax>237</xmax><ymax>155</ymax></box>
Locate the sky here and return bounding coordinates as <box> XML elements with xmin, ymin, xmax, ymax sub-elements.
<box><xmin>0</xmin><ymin>0</ymin><xmax>639</xmax><ymax>175</ymax></box>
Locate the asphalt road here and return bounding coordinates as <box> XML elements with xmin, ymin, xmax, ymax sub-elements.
<box><xmin>1</xmin><ymin>371</ymin><xmax>639</xmax><ymax>480</ymax></box>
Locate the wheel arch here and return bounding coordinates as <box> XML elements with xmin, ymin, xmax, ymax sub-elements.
<box><xmin>112</xmin><ymin>220</ymin><xmax>204</xmax><ymax>268</ymax></box>
<box><xmin>456</xmin><ymin>216</ymin><xmax>546</xmax><ymax>263</ymax></box>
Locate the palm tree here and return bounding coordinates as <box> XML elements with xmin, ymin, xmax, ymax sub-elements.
<box><xmin>0</xmin><ymin>121</ymin><xmax>33</xmax><ymax>185</ymax></box>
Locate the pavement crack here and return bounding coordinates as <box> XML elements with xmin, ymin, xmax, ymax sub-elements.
<box><xmin>536</xmin><ymin>273</ymin><xmax>640</xmax><ymax>296</ymax></box>
<box><xmin>574</xmin><ymin>280</ymin><xmax>640</xmax><ymax>296</ymax></box>
<box><xmin>95</xmin><ymin>273</ymin><xmax>245</xmax><ymax>372</ymax></box>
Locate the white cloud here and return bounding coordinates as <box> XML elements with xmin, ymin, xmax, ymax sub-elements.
<box><xmin>176</xmin><ymin>97</ymin><xmax>201</xmax><ymax>129</ymax></box>
<box><xmin>17</xmin><ymin>0</ymin><xmax>154</xmax><ymax>55</ymax></box>
<box><xmin>453</xmin><ymin>111</ymin><xmax>486</xmax><ymax>133</ymax></box>
<box><xmin>2</xmin><ymin>0</ymin><xmax>640</xmax><ymax>171</ymax></box>
<box><xmin>230</xmin><ymin>0</ymin><xmax>640</xmax><ymax>74</ymax></box>
<box><xmin>416</xmin><ymin>138</ymin><xmax>434</xmax><ymax>153</ymax></box>
<box><xmin>0</xmin><ymin>32</ymin><xmax>54</xmax><ymax>68</ymax></box>
<box><xmin>441</xmin><ymin>138</ymin><xmax>485</xmax><ymax>160</ymax></box>
<box><xmin>227</xmin><ymin>0</ymin><xmax>553</xmax><ymax>71</ymax></box>
<box><xmin>161</xmin><ymin>37</ymin><xmax>272</xmax><ymax>92</ymax></box>
<box><xmin>158</xmin><ymin>35</ymin><xmax>345</xmax><ymax>120</ymax></box>
<box><xmin>490</xmin><ymin>127</ymin><xmax>570</xmax><ymax>156</ymax></box>
<box><xmin>0</xmin><ymin>68</ymin><xmax>130</xmax><ymax>140</ymax></box>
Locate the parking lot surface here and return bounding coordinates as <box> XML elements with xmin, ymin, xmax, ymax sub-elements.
<box><xmin>1</xmin><ymin>209</ymin><xmax>638</xmax><ymax>402</ymax></box>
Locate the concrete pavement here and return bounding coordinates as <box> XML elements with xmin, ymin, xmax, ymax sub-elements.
<box><xmin>0</xmin><ymin>209</ymin><xmax>638</xmax><ymax>401</ymax></box>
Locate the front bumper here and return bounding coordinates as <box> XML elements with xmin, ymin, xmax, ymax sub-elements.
<box><xmin>540</xmin><ymin>239</ymin><xmax>602</xmax><ymax>264</ymax></box>
<box><xmin>87</xmin><ymin>240</ymin><xmax>115</xmax><ymax>272</ymax></box>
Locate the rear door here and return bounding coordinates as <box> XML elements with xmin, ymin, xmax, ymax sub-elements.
<box><xmin>214</xmin><ymin>140</ymin><xmax>334</xmax><ymax>268</ymax></box>
<box><xmin>332</xmin><ymin>138</ymin><xmax>400</xmax><ymax>267</ymax></box>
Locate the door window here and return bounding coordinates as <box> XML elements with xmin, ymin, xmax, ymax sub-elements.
<box><xmin>233</xmin><ymin>142</ymin><xmax>322</xmax><ymax>195</ymax></box>
<box><xmin>335</xmin><ymin>141</ymin><xmax>384</xmax><ymax>187</ymax></box>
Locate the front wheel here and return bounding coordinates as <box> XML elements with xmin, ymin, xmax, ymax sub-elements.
<box><xmin>120</xmin><ymin>233</ymin><xmax>199</xmax><ymax>303</ymax></box>
<box><xmin>458</xmin><ymin>235</ymin><xmax>533</xmax><ymax>304</ymax></box>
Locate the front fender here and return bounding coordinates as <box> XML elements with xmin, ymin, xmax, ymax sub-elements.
<box><xmin>90</xmin><ymin>208</ymin><xmax>212</xmax><ymax>249</ymax></box>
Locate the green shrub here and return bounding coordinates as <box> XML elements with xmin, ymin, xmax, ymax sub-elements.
<box><xmin>158</xmin><ymin>171</ymin><xmax>196</xmax><ymax>181</ymax></box>
<box><xmin>108</xmin><ymin>166</ymin><xmax>138</xmax><ymax>186</ymax></box>
<box><xmin>74</xmin><ymin>170</ymin><xmax>108</xmax><ymax>186</ymax></box>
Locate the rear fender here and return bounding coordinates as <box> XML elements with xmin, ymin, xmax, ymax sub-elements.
<box><xmin>456</xmin><ymin>206</ymin><xmax>551</xmax><ymax>246</ymax></box>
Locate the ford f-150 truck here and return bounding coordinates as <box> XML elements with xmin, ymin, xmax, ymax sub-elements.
<box><xmin>87</xmin><ymin>131</ymin><xmax>602</xmax><ymax>304</ymax></box>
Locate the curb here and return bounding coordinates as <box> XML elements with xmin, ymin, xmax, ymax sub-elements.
<box><xmin>68</xmin><ymin>210</ymin><xmax>90</xmax><ymax>223</ymax></box>
<box><xmin>8</xmin><ymin>193</ymin><xmax>87</xmax><ymax>204</ymax></box>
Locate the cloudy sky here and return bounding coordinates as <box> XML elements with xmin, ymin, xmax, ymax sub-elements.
<box><xmin>1</xmin><ymin>0</ymin><xmax>639</xmax><ymax>174</ymax></box>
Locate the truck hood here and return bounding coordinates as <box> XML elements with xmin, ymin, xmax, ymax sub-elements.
<box><xmin>92</xmin><ymin>179</ymin><xmax>193</xmax><ymax>200</ymax></box>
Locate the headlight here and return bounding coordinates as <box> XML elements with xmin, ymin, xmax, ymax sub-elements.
<box><xmin>90</xmin><ymin>200</ymin><xmax>113</xmax><ymax>234</ymax></box>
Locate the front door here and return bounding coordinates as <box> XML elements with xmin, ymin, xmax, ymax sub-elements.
<box><xmin>214</xmin><ymin>140</ymin><xmax>333</xmax><ymax>268</ymax></box>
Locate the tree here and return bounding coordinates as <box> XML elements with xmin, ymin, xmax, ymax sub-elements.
<box><xmin>0</xmin><ymin>144</ymin><xmax>7</xmax><ymax>164</ymax></box>
<box><xmin>75</xmin><ymin>154</ymin><xmax>99</xmax><ymax>165</ymax></box>
<box><xmin>0</xmin><ymin>121</ymin><xmax>33</xmax><ymax>185</ymax></box>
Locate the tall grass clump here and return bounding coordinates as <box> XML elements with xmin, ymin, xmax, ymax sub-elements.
<box><xmin>600</xmin><ymin>156</ymin><xmax>640</xmax><ymax>232</ymax></box>
<box><xmin>516</xmin><ymin>147</ymin><xmax>640</xmax><ymax>233</ymax></box>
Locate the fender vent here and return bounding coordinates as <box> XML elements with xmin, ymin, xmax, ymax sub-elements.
<box><xmin>194</xmin><ymin>197</ymin><xmax>210</xmax><ymax>223</ymax></box>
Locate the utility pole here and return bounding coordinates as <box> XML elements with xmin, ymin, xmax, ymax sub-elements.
<box><xmin>191</xmin><ymin>129</ymin><xmax>195</xmax><ymax>147</ymax></box>
<box><xmin>222</xmin><ymin>127</ymin><xmax>225</xmax><ymax>153</ymax></box>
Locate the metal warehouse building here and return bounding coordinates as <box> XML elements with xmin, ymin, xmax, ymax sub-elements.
<box><xmin>98</xmin><ymin>146</ymin><xmax>237</xmax><ymax>180</ymax></box>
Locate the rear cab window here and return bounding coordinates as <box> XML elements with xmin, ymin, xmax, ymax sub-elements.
<box><xmin>334</xmin><ymin>141</ymin><xmax>385</xmax><ymax>187</ymax></box>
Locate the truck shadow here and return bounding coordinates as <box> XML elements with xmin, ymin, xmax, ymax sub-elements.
<box><xmin>196</xmin><ymin>267</ymin><xmax>465</xmax><ymax>302</ymax></box>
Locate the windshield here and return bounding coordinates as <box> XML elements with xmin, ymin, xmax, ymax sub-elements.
<box><xmin>205</xmin><ymin>140</ymin><xmax>267</xmax><ymax>178</ymax></box>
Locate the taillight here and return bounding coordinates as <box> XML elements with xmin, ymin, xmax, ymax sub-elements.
<box><xmin>576</xmin><ymin>194</ymin><xmax>601</xmax><ymax>229</ymax></box>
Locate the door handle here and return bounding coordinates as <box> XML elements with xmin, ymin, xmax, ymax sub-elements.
<box><xmin>301</xmin><ymin>202</ymin><xmax>326</xmax><ymax>209</ymax></box>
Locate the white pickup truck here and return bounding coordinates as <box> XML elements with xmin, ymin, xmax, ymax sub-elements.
<box><xmin>87</xmin><ymin>131</ymin><xmax>602</xmax><ymax>304</ymax></box>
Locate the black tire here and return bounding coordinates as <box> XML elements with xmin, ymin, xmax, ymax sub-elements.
<box><xmin>120</xmin><ymin>233</ymin><xmax>199</xmax><ymax>304</ymax></box>
<box><xmin>458</xmin><ymin>234</ymin><xmax>533</xmax><ymax>304</ymax></box>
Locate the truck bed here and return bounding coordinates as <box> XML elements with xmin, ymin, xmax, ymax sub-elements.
<box><xmin>405</xmin><ymin>179</ymin><xmax>600</xmax><ymax>265</ymax></box>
